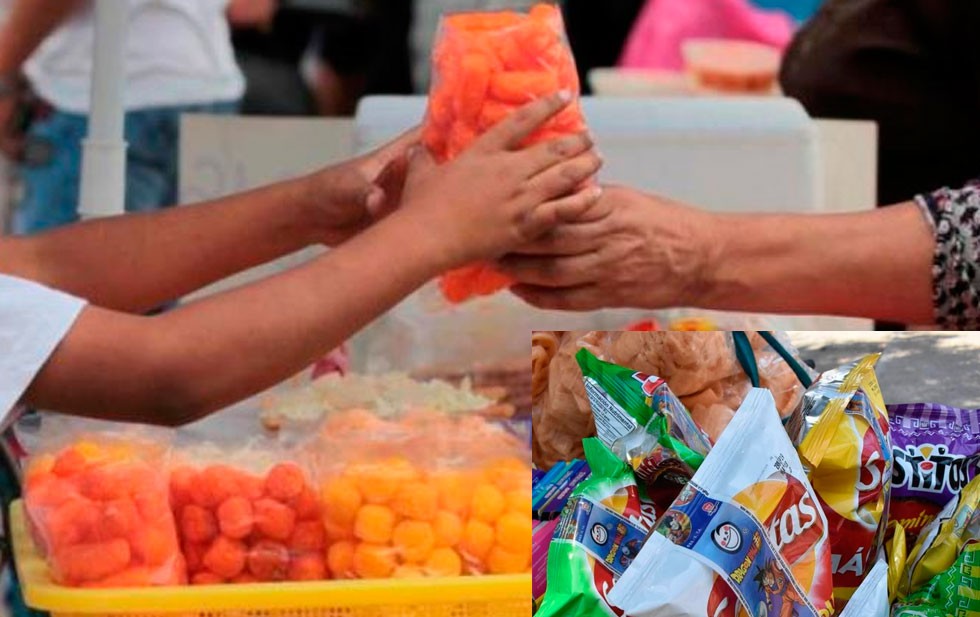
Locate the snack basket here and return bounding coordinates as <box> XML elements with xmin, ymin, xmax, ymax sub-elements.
<box><xmin>12</xmin><ymin>501</ymin><xmax>530</xmax><ymax>617</ymax></box>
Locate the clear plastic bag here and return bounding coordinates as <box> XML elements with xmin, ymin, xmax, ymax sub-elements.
<box><xmin>22</xmin><ymin>415</ymin><xmax>184</xmax><ymax>588</ymax></box>
<box><xmin>421</xmin><ymin>3</ymin><xmax>588</xmax><ymax>304</ymax></box>
<box><xmin>531</xmin><ymin>331</ymin><xmax>813</xmax><ymax>469</ymax></box>
<box><xmin>169</xmin><ymin>439</ymin><xmax>325</xmax><ymax>584</ymax></box>
<box><xmin>307</xmin><ymin>408</ymin><xmax>530</xmax><ymax>579</ymax></box>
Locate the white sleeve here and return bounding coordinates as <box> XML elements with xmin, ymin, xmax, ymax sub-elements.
<box><xmin>0</xmin><ymin>274</ymin><xmax>86</xmax><ymax>426</ymax></box>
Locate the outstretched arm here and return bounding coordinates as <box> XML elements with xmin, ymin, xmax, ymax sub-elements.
<box><xmin>0</xmin><ymin>130</ymin><xmax>418</xmax><ymax>313</ymax></box>
<box><xmin>23</xmin><ymin>94</ymin><xmax>604</xmax><ymax>425</ymax></box>
<box><xmin>502</xmin><ymin>186</ymin><xmax>935</xmax><ymax>324</ymax></box>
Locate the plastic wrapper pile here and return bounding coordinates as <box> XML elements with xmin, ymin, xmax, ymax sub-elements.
<box><xmin>421</xmin><ymin>3</ymin><xmax>588</xmax><ymax>304</ymax></box>
<box><xmin>532</xmin><ymin>339</ymin><xmax>980</xmax><ymax>617</ymax></box>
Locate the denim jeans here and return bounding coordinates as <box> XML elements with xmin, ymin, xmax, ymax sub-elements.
<box><xmin>12</xmin><ymin>101</ymin><xmax>238</xmax><ymax>235</ymax></box>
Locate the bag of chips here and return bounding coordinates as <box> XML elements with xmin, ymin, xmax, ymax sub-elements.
<box><xmin>422</xmin><ymin>3</ymin><xmax>589</xmax><ymax>304</ymax></box>
<box><xmin>894</xmin><ymin>474</ymin><xmax>980</xmax><ymax>615</ymax></box>
<box><xmin>576</xmin><ymin>348</ymin><xmax>711</xmax><ymax>495</ymax></box>
<box><xmin>795</xmin><ymin>354</ymin><xmax>892</xmax><ymax>606</ymax></box>
<box><xmin>888</xmin><ymin>403</ymin><xmax>980</xmax><ymax>540</ymax></box>
<box><xmin>608</xmin><ymin>389</ymin><xmax>834</xmax><ymax>617</ymax></box>
<box><xmin>23</xmin><ymin>416</ymin><xmax>184</xmax><ymax>588</ymax></box>
<box><xmin>838</xmin><ymin>558</ymin><xmax>889</xmax><ymax>617</ymax></box>
<box><xmin>537</xmin><ymin>438</ymin><xmax>657</xmax><ymax>617</ymax></box>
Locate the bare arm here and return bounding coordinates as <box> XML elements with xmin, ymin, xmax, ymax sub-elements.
<box><xmin>0</xmin><ymin>130</ymin><xmax>419</xmax><ymax>313</ymax></box>
<box><xmin>503</xmin><ymin>187</ymin><xmax>935</xmax><ymax>324</ymax></box>
<box><xmin>22</xmin><ymin>93</ymin><xmax>604</xmax><ymax>425</ymax></box>
<box><xmin>0</xmin><ymin>0</ymin><xmax>85</xmax><ymax>74</ymax></box>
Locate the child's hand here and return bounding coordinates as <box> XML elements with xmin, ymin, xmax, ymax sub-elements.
<box><xmin>394</xmin><ymin>92</ymin><xmax>603</xmax><ymax>269</ymax></box>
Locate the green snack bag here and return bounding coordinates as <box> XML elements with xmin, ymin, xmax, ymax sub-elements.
<box><xmin>575</xmin><ymin>348</ymin><xmax>711</xmax><ymax>487</ymax></box>
<box><xmin>537</xmin><ymin>438</ymin><xmax>657</xmax><ymax>617</ymax></box>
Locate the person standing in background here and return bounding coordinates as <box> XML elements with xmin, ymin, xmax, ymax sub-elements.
<box><xmin>0</xmin><ymin>0</ymin><xmax>271</xmax><ymax>235</ymax></box>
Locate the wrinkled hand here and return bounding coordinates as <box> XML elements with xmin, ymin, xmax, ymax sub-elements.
<box><xmin>499</xmin><ymin>186</ymin><xmax>717</xmax><ymax>311</ymax></box>
<box><xmin>393</xmin><ymin>92</ymin><xmax>604</xmax><ymax>270</ymax></box>
<box><xmin>304</xmin><ymin>127</ymin><xmax>419</xmax><ymax>246</ymax></box>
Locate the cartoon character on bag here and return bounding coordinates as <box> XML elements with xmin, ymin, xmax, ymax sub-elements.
<box><xmin>754</xmin><ymin>559</ymin><xmax>803</xmax><ymax>617</ymax></box>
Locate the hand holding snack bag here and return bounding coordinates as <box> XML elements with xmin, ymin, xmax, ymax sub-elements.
<box><xmin>422</xmin><ymin>3</ymin><xmax>590</xmax><ymax>303</ymax></box>
<box><xmin>576</xmin><ymin>348</ymin><xmax>711</xmax><ymax>498</ymax></box>
<box><xmin>23</xmin><ymin>417</ymin><xmax>184</xmax><ymax>587</ymax></box>
<box><xmin>537</xmin><ymin>438</ymin><xmax>657</xmax><ymax>617</ymax></box>
<box><xmin>608</xmin><ymin>389</ymin><xmax>834</xmax><ymax>617</ymax></box>
<box><xmin>795</xmin><ymin>355</ymin><xmax>892</xmax><ymax>606</ymax></box>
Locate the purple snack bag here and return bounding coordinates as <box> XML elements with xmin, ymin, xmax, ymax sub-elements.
<box><xmin>888</xmin><ymin>403</ymin><xmax>980</xmax><ymax>539</ymax></box>
<box><xmin>533</xmin><ymin>518</ymin><xmax>559</xmax><ymax>605</ymax></box>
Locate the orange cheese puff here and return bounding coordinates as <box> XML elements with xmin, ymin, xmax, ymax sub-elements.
<box><xmin>247</xmin><ymin>540</ymin><xmax>290</xmax><ymax>581</ymax></box>
<box><xmin>459</xmin><ymin>519</ymin><xmax>495</xmax><ymax>562</ymax></box>
<box><xmin>393</xmin><ymin>565</ymin><xmax>425</xmax><ymax>578</ymax></box>
<box><xmin>324</xmin><ymin>519</ymin><xmax>355</xmax><ymax>542</ymax></box>
<box><xmin>25</xmin><ymin>475</ymin><xmax>73</xmax><ymax>509</ymax></box>
<box><xmin>183</xmin><ymin>541</ymin><xmax>207</xmax><ymax>573</ymax></box>
<box><xmin>47</xmin><ymin>497</ymin><xmax>101</xmax><ymax>547</ymax></box>
<box><xmin>102</xmin><ymin>498</ymin><xmax>140</xmax><ymax>539</ymax></box>
<box><xmin>83</xmin><ymin>566</ymin><xmax>152</xmax><ymax>589</ymax></box>
<box><xmin>392</xmin><ymin>520</ymin><xmax>436</xmax><ymax>564</ymax></box>
<box><xmin>489</xmin><ymin>71</ymin><xmax>560</xmax><ymax>104</ymax></box>
<box><xmin>495</xmin><ymin>511</ymin><xmax>531</xmax><ymax>555</ymax></box>
<box><xmin>265</xmin><ymin>462</ymin><xmax>306</xmax><ymax>502</ymax></box>
<box><xmin>190</xmin><ymin>465</ymin><xmax>241</xmax><ymax>509</ymax></box>
<box><xmin>52</xmin><ymin>446</ymin><xmax>87</xmax><ymax>478</ymax></box>
<box><xmin>232</xmin><ymin>572</ymin><xmax>258</xmax><ymax>584</ymax></box>
<box><xmin>191</xmin><ymin>571</ymin><xmax>225</xmax><ymax>585</ymax></box>
<box><xmin>487</xmin><ymin>546</ymin><xmax>530</xmax><ymax>574</ymax></box>
<box><xmin>354</xmin><ymin>504</ymin><xmax>396</xmax><ymax>544</ymax></box>
<box><xmin>422</xmin><ymin>123</ymin><xmax>448</xmax><ymax>163</ymax></box>
<box><xmin>131</xmin><ymin>523</ymin><xmax>179</xmax><ymax>566</ymax></box>
<box><xmin>352</xmin><ymin>542</ymin><xmax>396</xmax><ymax>579</ymax></box>
<box><xmin>433</xmin><ymin>511</ymin><xmax>464</xmax><ymax>548</ymax></box>
<box><xmin>326</xmin><ymin>540</ymin><xmax>356</xmax><ymax>579</ymax></box>
<box><xmin>253</xmin><ymin>498</ymin><xmax>297</xmax><ymax>541</ymax></box>
<box><xmin>289</xmin><ymin>486</ymin><xmax>320</xmax><ymax>521</ymax></box>
<box><xmin>169</xmin><ymin>466</ymin><xmax>197</xmax><ymax>511</ymax></box>
<box><xmin>202</xmin><ymin>536</ymin><xmax>247</xmax><ymax>579</ymax></box>
<box><xmin>180</xmin><ymin>504</ymin><xmax>218</xmax><ymax>544</ymax></box>
<box><xmin>289</xmin><ymin>521</ymin><xmax>327</xmax><ymax>554</ymax></box>
<box><xmin>217</xmin><ymin>496</ymin><xmax>254</xmax><ymax>540</ymax></box>
<box><xmin>455</xmin><ymin>54</ymin><xmax>491</xmax><ymax>126</ymax></box>
<box><xmin>530</xmin><ymin>2</ymin><xmax>561</xmax><ymax>21</ymax></box>
<box><xmin>434</xmin><ymin>471</ymin><xmax>476</xmax><ymax>517</ymax></box>
<box><xmin>506</xmin><ymin>489</ymin><xmax>531</xmax><ymax>515</ymax></box>
<box><xmin>392</xmin><ymin>482</ymin><xmax>439</xmax><ymax>522</ymax></box>
<box><xmin>78</xmin><ymin>465</ymin><xmax>135</xmax><ymax>502</ymax></box>
<box><xmin>446</xmin><ymin>11</ymin><xmax>523</xmax><ymax>31</ymax></box>
<box><xmin>288</xmin><ymin>553</ymin><xmax>327</xmax><ymax>581</ymax></box>
<box><xmin>472</xmin><ymin>266</ymin><xmax>515</xmax><ymax>296</ymax></box>
<box><xmin>470</xmin><ymin>484</ymin><xmax>506</xmax><ymax>523</ymax></box>
<box><xmin>425</xmin><ymin>547</ymin><xmax>463</xmax><ymax>577</ymax></box>
<box><xmin>54</xmin><ymin>538</ymin><xmax>131</xmax><ymax>585</ymax></box>
<box><xmin>320</xmin><ymin>476</ymin><xmax>363</xmax><ymax>526</ymax></box>
<box><xmin>345</xmin><ymin>464</ymin><xmax>399</xmax><ymax>506</ymax></box>
<box><xmin>133</xmin><ymin>490</ymin><xmax>170</xmax><ymax>523</ymax></box>
<box><xmin>237</xmin><ymin>473</ymin><xmax>265</xmax><ymax>501</ymax></box>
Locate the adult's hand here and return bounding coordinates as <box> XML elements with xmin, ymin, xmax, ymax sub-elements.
<box><xmin>499</xmin><ymin>186</ymin><xmax>717</xmax><ymax>311</ymax></box>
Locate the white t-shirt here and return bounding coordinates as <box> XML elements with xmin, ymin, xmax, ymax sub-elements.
<box><xmin>0</xmin><ymin>275</ymin><xmax>86</xmax><ymax>430</ymax></box>
<box><xmin>23</xmin><ymin>0</ymin><xmax>245</xmax><ymax>114</ymax></box>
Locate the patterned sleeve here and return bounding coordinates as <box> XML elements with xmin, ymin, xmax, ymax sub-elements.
<box><xmin>915</xmin><ymin>179</ymin><xmax>980</xmax><ymax>329</ymax></box>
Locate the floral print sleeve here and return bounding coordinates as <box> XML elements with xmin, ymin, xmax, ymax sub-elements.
<box><xmin>916</xmin><ymin>179</ymin><xmax>980</xmax><ymax>329</ymax></box>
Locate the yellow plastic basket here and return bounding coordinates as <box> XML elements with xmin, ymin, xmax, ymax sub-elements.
<box><xmin>11</xmin><ymin>501</ymin><xmax>530</xmax><ymax>617</ymax></box>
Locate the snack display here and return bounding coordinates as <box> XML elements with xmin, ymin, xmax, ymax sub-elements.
<box><xmin>608</xmin><ymin>389</ymin><xmax>834</xmax><ymax>617</ymax></box>
<box><xmin>795</xmin><ymin>355</ymin><xmax>892</xmax><ymax>606</ymax></box>
<box><xmin>575</xmin><ymin>348</ymin><xmax>711</xmax><ymax>493</ymax></box>
<box><xmin>23</xmin><ymin>428</ymin><xmax>184</xmax><ymax>588</ymax></box>
<box><xmin>887</xmin><ymin>403</ymin><xmax>980</xmax><ymax>539</ymax></box>
<box><xmin>421</xmin><ymin>3</ymin><xmax>589</xmax><ymax>303</ymax></box>
<box><xmin>532</xmin><ymin>331</ymin><xmax>813</xmax><ymax>469</ymax></box>
<box><xmin>310</xmin><ymin>408</ymin><xmax>531</xmax><ymax>579</ymax></box>
<box><xmin>169</xmin><ymin>453</ymin><xmax>325</xmax><ymax>584</ymax></box>
<box><xmin>537</xmin><ymin>438</ymin><xmax>657</xmax><ymax>617</ymax></box>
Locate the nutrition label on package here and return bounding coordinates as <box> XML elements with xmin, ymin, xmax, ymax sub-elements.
<box><xmin>584</xmin><ymin>376</ymin><xmax>638</xmax><ymax>447</ymax></box>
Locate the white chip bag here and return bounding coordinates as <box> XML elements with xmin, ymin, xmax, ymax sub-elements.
<box><xmin>608</xmin><ymin>389</ymin><xmax>835</xmax><ymax>617</ymax></box>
